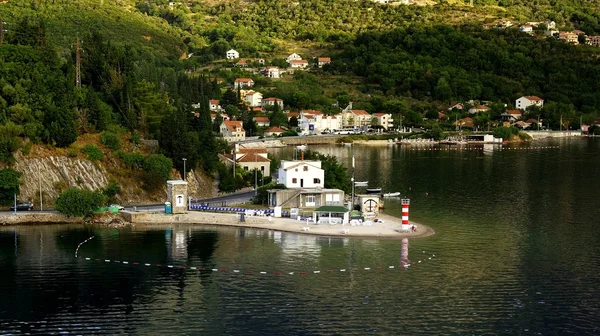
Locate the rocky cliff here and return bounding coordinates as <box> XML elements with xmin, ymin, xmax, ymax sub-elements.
<box><xmin>8</xmin><ymin>143</ymin><xmax>216</xmax><ymax>209</ymax></box>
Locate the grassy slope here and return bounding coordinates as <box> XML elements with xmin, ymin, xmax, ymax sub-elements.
<box><xmin>0</xmin><ymin>0</ymin><xmax>186</xmax><ymax>57</ymax></box>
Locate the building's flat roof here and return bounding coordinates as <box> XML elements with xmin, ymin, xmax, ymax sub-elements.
<box><xmin>315</xmin><ymin>206</ymin><xmax>349</xmax><ymax>213</ymax></box>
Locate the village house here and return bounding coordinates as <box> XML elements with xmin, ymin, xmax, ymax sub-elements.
<box><xmin>516</xmin><ymin>96</ymin><xmax>544</xmax><ymax>110</ymax></box>
<box><xmin>264</xmin><ymin>126</ymin><xmax>286</xmax><ymax>137</ymax></box>
<box><xmin>300</xmin><ymin>113</ymin><xmax>342</xmax><ymax>135</ymax></box>
<box><xmin>572</xmin><ymin>30</ymin><xmax>586</xmax><ymax>36</ymax></box>
<box><xmin>286</xmin><ymin>53</ymin><xmax>302</xmax><ymax>63</ymax></box>
<box><xmin>544</xmin><ymin>20</ymin><xmax>556</xmax><ymax>30</ymax></box>
<box><xmin>209</xmin><ymin>99</ymin><xmax>222</xmax><ymax>112</ymax></box>
<box><xmin>448</xmin><ymin>103</ymin><xmax>464</xmax><ymax>111</ymax></box>
<box><xmin>317</xmin><ymin>57</ymin><xmax>331</xmax><ymax>68</ymax></box>
<box><xmin>220</xmin><ymin>120</ymin><xmax>245</xmax><ymax>142</ymax></box>
<box><xmin>545</xmin><ymin>29</ymin><xmax>559</xmax><ymax>37</ymax></box>
<box><xmin>341</xmin><ymin>108</ymin><xmax>372</xmax><ymax>128</ymax></box>
<box><xmin>226</xmin><ymin>49</ymin><xmax>239</xmax><ymax>60</ymax></box>
<box><xmin>264</xmin><ymin>66</ymin><xmax>280</xmax><ymax>79</ymax></box>
<box><xmin>468</xmin><ymin>105</ymin><xmax>490</xmax><ymax>114</ymax></box>
<box><xmin>372</xmin><ymin>113</ymin><xmax>394</xmax><ymax>130</ymax></box>
<box><xmin>210</xmin><ymin>113</ymin><xmax>230</xmax><ymax>123</ymax></box>
<box><xmin>501</xmin><ymin>109</ymin><xmax>522</xmax><ymax>123</ymax></box>
<box><xmin>253</xmin><ymin>116</ymin><xmax>270</xmax><ymax>127</ymax></box>
<box><xmin>244</xmin><ymin>91</ymin><xmax>263</xmax><ymax>107</ymax></box>
<box><xmin>268</xmin><ymin>159</ymin><xmax>345</xmax><ymax>212</ymax></box>
<box><xmin>289</xmin><ymin>60</ymin><xmax>309</xmax><ymax>69</ymax></box>
<box><xmin>559</xmin><ymin>32</ymin><xmax>579</xmax><ymax>44</ymax></box>
<box><xmin>587</xmin><ymin>35</ymin><xmax>600</xmax><ymax>46</ymax></box>
<box><xmin>262</xmin><ymin>97</ymin><xmax>284</xmax><ymax>110</ymax></box>
<box><xmin>235</xmin><ymin>59</ymin><xmax>248</xmax><ymax>68</ymax></box>
<box><xmin>286</xmin><ymin>112</ymin><xmax>299</xmax><ymax>122</ymax></box>
<box><xmin>277</xmin><ymin>160</ymin><xmax>324</xmax><ymax>188</ymax></box>
<box><xmin>298</xmin><ymin>110</ymin><xmax>324</xmax><ymax>134</ymax></box>
<box><xmin>519</xmin><ymin>25</ymin><xmax>533</xmax><ymax>34</ymax></box>
<box><xmin>222</xmin><ymin>146</ymin><xmax>271</xmax><ymax>177</ymax></box>
<box><xmin>233</xmin><ymin>78</ymin><xmax>254</xmax><ymax>89</ymax></box>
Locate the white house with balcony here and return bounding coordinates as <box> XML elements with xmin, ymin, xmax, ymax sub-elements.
<box><xmin>264</xmin><ymin>66</ymin><xmax>280</xmax><ymax>79</ymax></box>
<box><xmin>516</xmin><ymin>96</ymin><xmax>544</xmax><ymax>110</ymax></box>
<box><xmin>268</xmin><ymin>159</ymin><xmax>345</xmax><ymax>211</ymax></box>
<box><xmin>372</xmin><ymin>113</ymin><xmax>393</xmax><ymax>129</ymax></box>
<box><xmin>226</xmin><ymin>49</ymin><xmax>239</xmax><ymax>59</ymax></box>
<box><xmin>244</xmin><ymin>91</ymin><xmax>262</xmax><ymax>107</ymax></box>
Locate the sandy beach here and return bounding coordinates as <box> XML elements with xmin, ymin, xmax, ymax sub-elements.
<box><xmin>123</xmin><ymin>211</ymin><xmax>435</xmax><ymax>239</ymax></box>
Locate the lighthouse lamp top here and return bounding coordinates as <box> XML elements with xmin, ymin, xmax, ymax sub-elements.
<box><xmin>401</xmin><ymin>199</ymin><xmax>410</xmax><ymax>205</ymax></box>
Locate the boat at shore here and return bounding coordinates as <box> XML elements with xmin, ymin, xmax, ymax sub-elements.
<box><xmin>365</xmin><ymin>188</ymin><xmax>382</xmax><ymax>194</ymax></box>
<box><xmin>383</xmin><ymin>192</ymin><xmax>401</xmax><ymax>197</ymax></box>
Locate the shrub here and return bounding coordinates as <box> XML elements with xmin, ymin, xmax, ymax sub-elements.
<box><xmin>21</xmin><ymin>141</ymin><xmax>32</xmax><ymax>155</ymax></box>
<box><xmin>103</xmin><ymin>181</ymin><xmax>121</xmax><ymax>204</ymax></box>
<box><xmin>82</xmin><ymin>145</ymin><xmax>103</xmax><ymax>161</ymax></box>
<box><xmin>117</xmin><ymin>151</ymin><xmax>145</xmax><ymax>169</ymax></box>
<box><xmin>142</xmin><ymin>154</ymin><xmax>173</xmax><ymax>187</ymax></box>
<box><xmin>55</xmin><ymin>187</ymin><xmax>106</xmax><ymax>217</ymax></box>
<box><xmin>492</xmin><ymin>126</ymin><xmax>519</xmax><ymax>141</ymax></box>
<box><xmin>67</xmin><ymin>149</ymin><xmax>78</xmax><ymax>157</ymax></box>
<box><xmin>130</xmin><ymin>131</ymin><xmax>141</xmax><ymax>145</ymax></box>
<box><xmin>0</xmin><ymin>168</ymin><xmax>21</xmax><ymax>206</ymax></box>
<box><xmin>100</xmin><ymin>131</ymin><xmax>121</xmax><ymax>150</ymax></box>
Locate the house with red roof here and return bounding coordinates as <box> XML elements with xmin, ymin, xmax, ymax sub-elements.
<box><xmin>233</xmin><ymin>78</ymin><xmax>255</xmax><ymax>89</ymax></box>
<box><xmin>289</xmin><ymin>60</ymin><xmax>309</xmax><ymax>69</ymax></box>
<box><xmin>222</xmin><ymin>146</ymin><xmax>271</xmax><ymax>176</ymax></box>
<box><xmin>516</xmin><ymin>96</ymin><xmax>544</xmax><ymax>110</ymax></box>
<box><xmin>317</xmin><ymin>57</ymin><xmax>331</xmax><ymax>68</ymax></box>
<box><xmin>468</xmin><ymin>105</ymin><xmax>490</xmax><ymax>114</ymax></box>
<box><xmin>341</xmin><ymin>108</ymin><xmax>372</xmax><ymax>128</ymax></box>
<box><xmin>372</xmin><ymin>113</ymin><xmax>394</xmax><ymax>130</ymax></box>
<box><xmin>262</xmin><ymin>97</ymin><xmax>284</xmax><ymax>110</ymax></box>
<box><xmin>209</xmin><ymin>99</ymin><xmax>222</xmax><ymax>112</ymax></box>
<box><xmin>253</xmin><ymin>116</ymin><xmax>271</xmax><ymax>127</ymax></box>
<box><xmin>220</xmin><ymin>120</ymin><xmax>245</xmax><ymax>142</ymax></box>
<box><xmin>264</xmin><ymin>126</ymin><xmax>286</xmax><ymax>137</ymax></box>
<box><xmin>501</xmin><ymin>109</ymin><xmax>522</xmax><ymax>123</ymax></box>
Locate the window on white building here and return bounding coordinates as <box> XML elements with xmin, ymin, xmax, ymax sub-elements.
<box><xmin>303</xmin><ymin>166</ymin><xmax>308</xmax><ymax>171</ymax></box>
<box><xmin>243</xmin><ymin>166</ymin><xmax>248</xmax><ymax>171</ymax></box>
<box><xmin>314</xmin><ymin>178</ymin><xmax>321</xmax><ymax>184</ymax></box>
<box><xmin>292</xmin><ymin>178</ymin><xmax>297</xmax><ymax>184</ymax></box>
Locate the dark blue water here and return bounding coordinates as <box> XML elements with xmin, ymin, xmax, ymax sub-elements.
<box><xmin>1</xmin><ymin>138</ymin><xmax>599</xmax><ymax>335</ymax></box>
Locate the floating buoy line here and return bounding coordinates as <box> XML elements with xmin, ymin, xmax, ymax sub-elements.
<box><xmin>408</xmin><ymin>146</ymin><xmax>559</xmax><ymax>151</ymax></box>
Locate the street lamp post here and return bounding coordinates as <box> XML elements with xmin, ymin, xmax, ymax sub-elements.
<box><xmin>182</xmin><ymin>158</ymin><xmax>187</xmax><ymax>181</ymax></box>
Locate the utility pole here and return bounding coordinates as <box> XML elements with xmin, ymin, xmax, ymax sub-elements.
<box><xmin>39</xmin><ymin>163</ymin><xmax>43</xmax><ymax>211</ymax></box>
<box><xmin>75</xmin><ymin>37</ymin><xmax>81</xmax><ymax>88</ymax></box>
<box><xmin>351</xmin><ymin>148</ymin><xmax>355</xmax><ymax>210</ymax></box>
<box><xmin>232</xmin><ymin>144</ymin><xmax>236</xmax><ymax>191</ymax></box>
<box><xmin>182</xmin><ymin>158</ymin><xmax>187</xmax><ymax>181</ymax></box>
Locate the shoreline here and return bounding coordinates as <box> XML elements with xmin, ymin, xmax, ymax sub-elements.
<box><xmin>0</xmin><ymin>211</ymin><xmax>435</xmax><ymax>240</ymax></box>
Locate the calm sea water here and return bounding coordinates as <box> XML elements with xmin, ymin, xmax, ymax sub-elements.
<box><xmin>1</xmin><ymin>138</ymin><xmax>599</xmax><ymax>335</ymax></box>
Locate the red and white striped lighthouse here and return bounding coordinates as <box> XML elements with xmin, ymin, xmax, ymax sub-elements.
<box><xmin>401</xmin><ymin>199</ymin><xmax>411</xmax><ymax>231</ymax></box>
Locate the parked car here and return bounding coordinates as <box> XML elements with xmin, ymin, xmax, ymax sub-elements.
<box><xmin>110</xmin><ymin>204</ymin><xmax>125</xmax><ymax>211</ymax></box>
<box><xmin>10</xmin><ymin>202</ymin><xmax>33</xmax><ymax>211</ymax></box>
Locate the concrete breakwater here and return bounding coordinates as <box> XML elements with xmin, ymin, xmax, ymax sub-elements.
<box><xmin>0</xmin><ymin>211</ymin><xmax>435</xmax><ymax>239</ymax></box>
